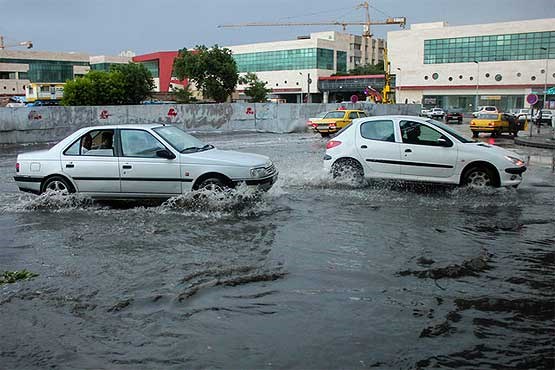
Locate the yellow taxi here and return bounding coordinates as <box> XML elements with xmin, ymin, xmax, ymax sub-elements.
<box><xmin>470</xmin><ymin>112</ymin><xmax>525</xmax><ymax>138</ymax></box>
<box><xmin>309</xmin><ymin>109</ymin><xmax>367</xmax><ymax>137</ymax></box>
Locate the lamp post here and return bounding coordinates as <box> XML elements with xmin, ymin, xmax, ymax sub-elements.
<box><xmin>298</xmin><ymin>72</ymin><xmax>303</xmax><ymax>104</ymax></box>
<box><xmin>396</xmin><ymin>67</ymin><xmax>401</xmax><ymax>104</ymax></box>
<box><xmin>473</xmin><ymin>60</ymin><xmax>479</xmax><ymax>111</ymax></box>
<box><xmin>541</xmin><ymin>47</ymin><xmax>549</xmax><ymax>109</ymax></box>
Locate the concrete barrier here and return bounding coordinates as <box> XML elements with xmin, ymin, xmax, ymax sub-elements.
<box><xmin>0</xmin><ymin>103</ymin><xmax>420</xmax><ymax>144</ymax></box>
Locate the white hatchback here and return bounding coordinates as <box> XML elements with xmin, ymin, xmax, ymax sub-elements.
<box><xmin>14</xmin><ymin>124</ymin><xmax>278</xmax><ymax>198</ymax></box>
<box><xmin>323</xmin><ymin>116</ymin><xmax>526</xmax><ymax>188</ymax></box>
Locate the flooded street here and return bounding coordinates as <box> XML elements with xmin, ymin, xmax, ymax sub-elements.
<box><xmin>0</xmin><ymin>130</ymin><xmax>554</xmax><ymax>369</ymax></box>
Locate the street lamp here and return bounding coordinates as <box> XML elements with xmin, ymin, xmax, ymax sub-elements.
<box><xmin>298</xmin><ymin>72</ymin><xmax>303</xmax><ymax>104</ymax></box>
<box><xmin>473</xmin><ymin>60</ymin><xmax>479</xmax><ymax>111</ymax></box>
<box><xmin>396</xmin><ymin>67</ymin><xmax>401</xmax><ymax>104</ymax></box>
<box><xmin>541</xmin><ymin>47</ymin><xmax>549</xmax><ymax>110</ymax></box>
<box><xmin>299</xmin><ymin>72</ymin><xmax>312</xmax><ymax>103</ymax></box>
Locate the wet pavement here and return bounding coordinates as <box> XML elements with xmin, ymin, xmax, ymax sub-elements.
<box><xmin>0</xmin><ymin>128</ymin><xmax>554</xmax><ymax>370</ymax></box>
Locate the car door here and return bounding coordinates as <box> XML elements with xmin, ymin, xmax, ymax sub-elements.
<box><xmin>398</xmin><ymin>120</ymin><xmax>458</xmax><ymax>179</ymax></box>
<box><xmin>118</xmin><ymin>128</ymin><xmax>181</xmax><ymax>195</ymax></box>
<box><xmin>61</xmin><ymin>129</ymin><xmax>121</xmax><ymax>193</ymax></box>
<box><xmin>356</xmin><ymin>119</ymin><xmax>401</xmax><ymax>177</ymax></box>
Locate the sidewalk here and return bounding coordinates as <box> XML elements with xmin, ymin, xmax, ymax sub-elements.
<box><xmin>514</xmin><ymin>125</ymin><xmax>555</xmax><ymax>149</ymax></box>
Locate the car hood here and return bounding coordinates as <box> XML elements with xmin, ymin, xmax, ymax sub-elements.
<box><xmin>467</xmin><ymin>142</ymin><xmax>522</xmax><ymax>159</ymax></box>
<box><xmin>182</xmin><ymin>149</ymin><xmax>270</xmax><ymax>167</ymax></box>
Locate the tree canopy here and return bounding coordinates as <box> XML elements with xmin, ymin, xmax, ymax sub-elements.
<box><xmin>238</xmin><ymin>72</ymin><xmax>271</xmax><ymax>102</ymax></box>
<box><xmin>173</xmin><ymin>45</ymin><xmax>238</xmax><ymax>103</ymax></box>
<box><xmin>332</xmin><ymin>61</ymin><xmax>385</xmax><ymax>77</ymax></box>
<box><xmin>62</xmin><ymin>63</ymin><xmax>154</xmax><ymax>106</ymax></box>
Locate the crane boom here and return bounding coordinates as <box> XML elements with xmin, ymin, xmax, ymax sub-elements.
<box><xmin>0</xmin><ymin>36</ymin><xmax>33</xmax><ymax>50</ymax></box>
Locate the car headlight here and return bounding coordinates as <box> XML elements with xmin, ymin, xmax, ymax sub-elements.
<box><xmin>504</xmin><ymin>155</ymin><xmax>525</xmax><ymax>166</ymax></box>
<box><xmin>250</xmin><ymin>167</ymin><xmax>269</xmax><ymax>178</ymax></box>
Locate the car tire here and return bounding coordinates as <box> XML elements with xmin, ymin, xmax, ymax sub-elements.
<box><xmin>197</xmin><ymin>177</ymin><xmax>229</xmax><ymax>192</ymax></box>
<box><xmin>458</xmin><ymin>119</ymin><xmax>462</xmax><ymax>124</ymax></box>
<box><xmin>320</xmin><ymin>132</ymin><xmax>330</xmax><ymax>138</ymax></box>
<box><xmin>332</xmin><ymin>159</ymin><xmax>364</xmax><ymax>183</ymax></box>
<box><xmin>41</xmin><ymin>175</ymin><xmax>74</xmax><ymax>194</ymax></box>
<box><xmin>472</xmin><ymin>131</ymin><xmax>479</xmax><ymax>138</ymax></box>
<box><xmin>462</xmin><ymin>166</ymin><xmax>496</xmax><ymax>188</ymax></box>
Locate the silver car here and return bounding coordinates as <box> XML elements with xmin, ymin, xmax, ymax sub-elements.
<box><xmin>14</xmin><ymin>124</ymin><xmax>278</xmax><ymax>198</ymax></box>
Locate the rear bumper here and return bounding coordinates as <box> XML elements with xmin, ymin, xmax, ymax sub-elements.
<box><xmin>14</xmin><ymin>175</ymin><xmax>42</xmax><ymax>194</ymax></box>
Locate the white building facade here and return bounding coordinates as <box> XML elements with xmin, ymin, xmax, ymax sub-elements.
<box><xmin>388</xmin><ymin>19</ymin><xmax>555</xmax><ymax>111</ymax></box>
<box><xmin>227</xmin><ymin>31</ymin><xmax>385</xmax><ymax>103</ymax></box>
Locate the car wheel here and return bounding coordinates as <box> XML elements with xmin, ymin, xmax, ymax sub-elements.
<box><xmin>197</xmin><ymin>177</ymin><xmax>229</xmax><ymax>192</ymax></box>
<box><xmin>472</xmin><ymin>131</ymin><xmax>479</xmax><ymax>138</ymax></box>
<box><xmin>462</xmin><ymin>166</ymin><xmax>496</xmax><ymax>188</ymax></box>
<box><xmin>41</xmin><ymin>176</ymin><xmax>74</xmax><ymax>194</ymax></box>
<box><xmin>332</xmin><ymin>159</ymin><xmax>364</xmax><ymax>183</ymax></box>
<box><xmin>458</xmin><ymin>119</ymin><xmax>462</xmax><ymax>124</ymax></box>
<box><xmin>320</xmin><ymin>132</ymin><xmax>330</xmax><ymax>138</ymax></box>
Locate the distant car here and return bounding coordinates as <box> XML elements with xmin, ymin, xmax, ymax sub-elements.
<box><xmin>534</xmin><ymin>109</ymin><xmax>554</xmax><ymax>125</ymax></box>
<box><xmin>306</xmin><ymin>112</ymin><xmax>327</xmax><ymax>127</ymax></box>
<box><xmin>26</xmin><ymin>100</ymin><xmax>60</xmax><ymax>107</ymax></box>
<box><xmin>323</xmin><ymin>115</ymin><xmax>526</xmax><ymax>188</ymax></box>
<box><xmin>472</xmin><ymin>106</ymin><xmax>498</xmax><ymax>117</ymax></box>
<box><xmin>512</xmin><ymin>108</ymin><xmax>530</xmax><ymax>122</ymax></box>
<box><xmin>470</xmin><ymin>113</ymin><xmax>523</xmax><ymax>137</ymax></box>
<box><xmin>427</xmin><ymin>107</ymin><xmax>445</xmax><ymax>119</ymax></box>
<box><xmin>444</xmin><ymin>111</ymin><xmax>463</xmax><ymax>124</ymax></box>
<box><xmin>420</xmin><ymin>108</ymin><xmax>431</xmax><ymax>117</ymax></box>
<box><xmin>310</xmin><ymin>109</ymin><xmax>367</xmax><ymax>137</ymax></box>
<box><xmin>6</xmin><ymin>102</ymin><xmax>25</xmax><ymax>107</ymax></box>
<box><xmin>14</xmin><ymin>124</ymin><xmax>278</xmax><ymax>198</ymax></box>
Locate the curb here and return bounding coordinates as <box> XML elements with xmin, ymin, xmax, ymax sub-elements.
<box><xmin>514</xmin><ymin>136</ymin><xmax>555</xmax><ymax>149</ymax></box>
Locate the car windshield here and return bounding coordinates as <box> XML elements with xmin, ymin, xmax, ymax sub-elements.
<box><xmin>477</xmin><ymin>113</ymin><xmax>499</xmax><ymax>119</ymax></box>
<box><xmin>153</xmin><ymin>125</ymin><xmax>213</xmax><ymax>153</ymax></box>
<box><xmin>426</xmin><ymin>119</ymin><xmax>475</xmax><ymax>143</ymax></box>
<box><xmin>324</xmin><ymin>111</ymin><xmax>345</xmax><ymax>119</ymax></box>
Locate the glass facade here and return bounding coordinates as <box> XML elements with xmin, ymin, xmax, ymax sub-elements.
<box><xmin>0</xmin><ymin>58</ymin><xmax>89</xmax><ymax>82</ymax></box>
<box><xmin>336</xmin><ymin>51</ymin><xmax>347</xmax><ymax>73</ymax></box>
<box><xmin>90</xmin><ymin>63</ymin><xmax>112</xmax><ymax>71</ymax></box>
<box><xmin>139</xmin><ymin>60</ymin><xmax>159</xmax><ymax>78</ymax></box>
<box><xmin>233</xmin><ymin>48</ymin><xmax>338</xmax><ymax>72</ymax></box>
<box><xmin>424</xmin><ymin>31</ymin><xmax>555</xmax><ymax>64</ymax></box>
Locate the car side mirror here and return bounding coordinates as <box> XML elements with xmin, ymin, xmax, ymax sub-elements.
<box><xmin>156</xmin><ymin>149</ymin><xmax>176</xmax><ymax>159</ymax></box>
<box><xmin>437</xmin><ymin>138</ymin><xmax>452</xmax><ymax>147</ymax></box>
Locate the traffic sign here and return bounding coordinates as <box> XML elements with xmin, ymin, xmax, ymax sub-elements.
<box><xmin>526</xmin><ymin>94</ymin><xmax>539</xmax><ymax>105</ymax></box>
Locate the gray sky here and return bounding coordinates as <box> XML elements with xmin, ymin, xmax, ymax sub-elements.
<box><xmin>1</xmin><ymin>0</ymin><xmax>554</xmax><ymax>55</ymax></box>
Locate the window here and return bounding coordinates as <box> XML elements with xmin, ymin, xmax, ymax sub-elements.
<box><xmin>121</xmin><ymin>130</ymin><xmax>166</xmax><ymax>158</ymax></box>
<box><xmin>400</xmin><ymin>121</ymin><xmax>450</xmax><ymax>146</ymax></box>
<box><xmin>324</xmin><ymin>111</ymin><xmax>346</xmax><ymax>119</ymax></box>
<box><xmin>360</xmin><ymin>120</ymin><xmax>395</xmax><ymax>142</ymax></box>
<box><xmin>358</xmin><ymin>112</ymin><xmax>367</xmax><ymax>117</ymax></box>
<box><xmin>349</xmin><ymin>112</ymin><xmax>359</xmax><ymax>119</ymax></box>
<box><xmin>495</xmin><ymin>74</ymin><xmax>502</xmax><ymax>81</ymax></box>
<box><xmin>432</xmin><ymin>73</ymin><xmax>439</xmax><ymax>80</ymax></box>
<box><xmin>63</xmin><ymin>130</ymin><xmax>115</xmax><ymax>157</ymax></box>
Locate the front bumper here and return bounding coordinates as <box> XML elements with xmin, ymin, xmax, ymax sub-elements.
<box><xmin>500</xmin><ymin>166</ymin><xmax>526</xmax><ymax>186</ymax></box>
<box><xmin>235</xmin><ymin>173</ymin><xmax>278</xmax><ymax>191</ymax></box>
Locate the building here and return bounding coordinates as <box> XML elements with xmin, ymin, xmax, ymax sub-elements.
<box><xmin>388</xmin><ymin>18</ymin><xmax>555</xmax><ymax>111</ymax></box>
<box><xmin>228</xmin><ymin>31</ymin><xmax>385</xmax><ymax>103</ymax></box>
<box><xmin>0</xmin><ymin>50</ymin><xmax>130</xmax><ymax>104</ymax></box>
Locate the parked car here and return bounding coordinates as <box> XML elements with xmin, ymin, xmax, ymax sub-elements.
<box><xmin>420</xmin><ymin>108</ymin><xmax>431</xmax><ymax>117</ymax></box>
<box><xmin>470</xmin><ymin>113</ymin><xmax>523</xmax><ymax>137</ymax></box>
<box><xmin>427</xmin><ymin>107</ymin><xmax>445</xmax><ymax>119</ymax></box>
<box><xmin>323</xmin><ymin>115</ymin><xmax>526</xmax><ymax>188</ymax></box>
<box><xmin>444</xmin><ymin>110</ymin><xmax>463</xmax><ymax>124</ymax></box>
<box><xmin>14</xmin><ymin>124</ymin><xmax>278</xmax><ymax>198</ymax></box>
<box><xmin>310</xmin><ymin>109</ymin><xmax>367</xmax><ymax>137</ymax></box>
<box><xmin>472</xmin><ymin>106</ymin><xmax>499</xmax><ymax>117</ymax></box>
<box><xmin>512</xmin><ymin>108</ymin><xmax>530</xmax><ymax>122</ymax></box>
<box><xmin>534</xmin><ymin>109</ymin><xmax>554</xmax><ymax>125</ymax></box>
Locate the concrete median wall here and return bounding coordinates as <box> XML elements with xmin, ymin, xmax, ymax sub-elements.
<box><xmin>0</xmin><ymin>102</ymin><xmax>419</xmax><ymax>144</ymax></box>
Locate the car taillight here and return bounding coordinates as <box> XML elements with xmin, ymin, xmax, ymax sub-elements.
<box><xmin>488</xmin><ymin>122</ymin><xmax>494</xmax><ymax>126</ymax></box>
<box><xmin>15</xmin><ymin>162</ymin><xmax>20</xmax><ymax>172</ymax></box>
<box><xmin>311</xmin><ymin>123</ymin><xmax>318</xmax><ymax>128</ymax></box>
<box><xmin>329</xmin><ymin>123</ymin><xmax>336</xmax><ymax>128</ymax></box>
<box><xmin>306</xmin><ymin>120</ymin><xmax>313</xmax><ymax>126</ymax></box>
<box><xmin>326</xmin><ymin>140</ymin><xmax>342</xmax><ymax>149</ymax></box>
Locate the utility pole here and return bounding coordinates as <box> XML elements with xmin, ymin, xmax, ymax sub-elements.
<box><xmin>473</xmin><ymin>61</ymin><xmax>479</xmax><ymax>111</ymax></box>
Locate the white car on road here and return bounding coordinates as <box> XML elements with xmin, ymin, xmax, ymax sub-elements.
<box><xmin>14</xmin><ymin>124</ymin><xmax>278</xmax><ymax>198</ymax></box>
<box><xmin>323</xmin><ymin>116</ymin><xmax>526</xmax><ymax>188</ymax></box>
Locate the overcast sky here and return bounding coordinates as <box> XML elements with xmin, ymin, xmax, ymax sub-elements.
<box><xmin>1</xmin><ymin>0</ymin><xmax>554</xmax><ymax>55</ymax></box>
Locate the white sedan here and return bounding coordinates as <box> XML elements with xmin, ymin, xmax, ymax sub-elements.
<box><xmin>323</xmin><ymin>116</ymin><xmax>526</xmax><ymax>188</ymax></box>
<box><xmin>14</xmin><ymin>124</ymin><xmax>278</xmax><ymax>198</ymax></box>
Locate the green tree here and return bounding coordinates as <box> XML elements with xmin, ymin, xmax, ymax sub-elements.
<box><xmin>171</xmin><ymin>85</ymin><xmax>197</xmax><ymax>104</ymax></box>
<box><xmin>173</xmin><ymin>45</ymin><xmax>238</xmax><ymax>103</ymax></box>
<box><xmin>62</xmin><ymin>63</ymin><xmax>154</xmax><ymax>106</ymax></box>
<box><xmin>110</xmin><ymin>63</ymin><xmax>155</xmax><ymax>104</ymax></box>
<box><xmin>238</xmin><ymin>72</ymin><xmax>271</xmax><ymax>102</ymax></box>
<box><xmin>348</xmin><ymin>61</ymin><xmax>385</xmax><ymax>75</ymax></box>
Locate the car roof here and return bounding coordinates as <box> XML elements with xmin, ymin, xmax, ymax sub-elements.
<box><xmin>77</xmin><ymin>123</ymin><xmax>168</xmax><ymax>131</ymax></box>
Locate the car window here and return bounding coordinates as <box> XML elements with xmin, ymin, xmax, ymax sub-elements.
<box><xmin>324</xmin><ymin>111</ymin><xmax>346</xmax><ymax>119</ymax></box>
<box><xmin>358</xmin><ymin>112</ymin><xmax>367</xmax><ymax>117</ymax></box>
<box><xmin>360</xmin><ymin>120</ymin><xmax>395</xmax><ymax>142</ymax></box>
<box><xmin>63</xmin><ymin>129</ymin><xmax>115</xmax><ymax>157</ymax></box>
<box><xmin>121</xmin><ymin>129</ymin><xmax>166</xmax><ymax>158</ymax></box>
<box><xmin>477</xmin><ymin>113</ymin><xmax>499</xmax><ymax>119</ymax></box>
<box><xmin>400</xmin><ymin>121</ymin><xmax>450</xmax><ymax>146</ymax></box>
<box><xmin>348</xmin><ymin>112</ymin><xmax>358</xmax><ymax>119</ymax></box>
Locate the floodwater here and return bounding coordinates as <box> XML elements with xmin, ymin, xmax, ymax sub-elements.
<box><xmin>0</xmin><ymin>130</ymin><xmax>554</xmax><ymax>370</ymax></box>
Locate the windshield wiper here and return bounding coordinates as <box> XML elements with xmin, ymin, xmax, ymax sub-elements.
<box><xmin>200</xmin><ymin>144</ymin><xmax>214</xmax><ymax>151</ymax></box>
<box><xmin>180</xmin><ymin>146</ymin><xmax>202</xmax><ymax>153</ymax></box>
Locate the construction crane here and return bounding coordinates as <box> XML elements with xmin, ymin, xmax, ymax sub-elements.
<box><xmin>0</xmin><ymin>36</ymin><xmax>33</xmax><ymax>50</ymax></box>
<box><xmin>218</xmin><ymin>1</ymin><xmax>406</xmax><ymax>38</ymax></box>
